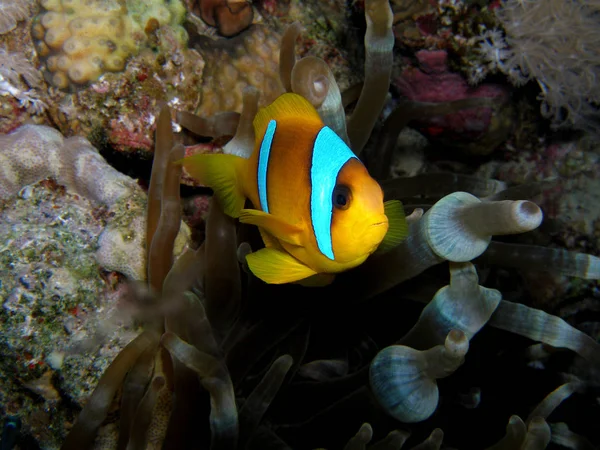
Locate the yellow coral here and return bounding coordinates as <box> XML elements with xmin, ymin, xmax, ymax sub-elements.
<box><xmin>195</xmin><ymin>25</ymin><xmax>284</xmax><ymax>116</ymax></box>
<box><xmin>32</xmin><ymin>0</ymin><xmax>187</xmax><ymax>90</ymax></box>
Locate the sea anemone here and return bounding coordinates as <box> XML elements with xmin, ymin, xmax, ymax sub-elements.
<box><xmin>61</xmin><ymin>0</ymin><xmax>600</xmax><ymax>448</ymax></box>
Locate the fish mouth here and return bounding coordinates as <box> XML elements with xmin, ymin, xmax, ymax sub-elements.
<box><xmin>370</xmin><ymin>214</ymin><xmax>389</xmax><ymax>228</ymax></box>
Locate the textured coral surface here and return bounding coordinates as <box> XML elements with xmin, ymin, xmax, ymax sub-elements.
<box><xmin>192</xmin><ymin>24</ymin><xmax>284</xmax><ymax>116</ymax></box>
<box><xmin>0</xmin><ymin>180</ymin><xmax>140</xmax><ymax>449</ymax></box>
<box><xmin>0</xmin><ymin>123</ymin><xmax>194</xmax><ymax>448</ymax></box>
<box><xmin>32</xmin><ymin>0</ymin><xmax>187</xmax><ymax>89</ymax></box>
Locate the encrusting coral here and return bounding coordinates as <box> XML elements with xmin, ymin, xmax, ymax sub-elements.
<box><xmin>190</xmin><ymin>24</ymin><xmax>284</xmax><ymax>117</ymax></box>
<box><xmin>0</xmin><ymin>124</ymin><xmax>134</xmax><ymax>204</ymax></box>
<box><xmin>0</xmin><ymin>179</ymin><xmax>144</xmax><ymax>448</ymax></box>
<box><xmin>57</xmin><ymin>0</ymin><xmax>600</xmax><ymax>449</ymax></box>
<box><xmin>0</xmin><ymin>123</ymin><xmax>190</xmax><ymax>279</ymax></box>
<box><xmin>31</xmin><ymin>0</ymin><xmax>187</xmax><ymax>90</ymax></box>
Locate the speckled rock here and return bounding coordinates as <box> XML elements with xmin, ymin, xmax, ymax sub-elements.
<box><xmin>45</xmin><ymin>26</ymin><xmax>205</xmax><ymax>156</ymax></box>
<box><xmin>0</xmin><ymin>124</ymin><xmax>191</xmax><ymax>448</ymax></box>
<box><xmin>0</xmin><ymin>180</ymin><xmax>141</xmax><ymax>449</ymax></box>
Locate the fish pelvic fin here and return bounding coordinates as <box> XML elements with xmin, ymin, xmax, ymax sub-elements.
<box><xmin>258</xmin><ymin>227</ymin><xmax>284</xmax><ymax>250</ymax></box>
<box><xmin>239</xmin><ymin>208</ymin><xmax>303</xmax><ymax>246</ymax></box>
<box><xmin>377</xmin><ymin>200</ymin><xmax>409</xmax><ymax>253</ymax></box>
<box><xmin>179</xmin><ymin>153</ymin><xmax>247</xmax><ymax>218</ymax></box>
<box><xmin>246</xmin><ymin>248</ymin><xmax>317</xmax><ymax>284</ymax></box>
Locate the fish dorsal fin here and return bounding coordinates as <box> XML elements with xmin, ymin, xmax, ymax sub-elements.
<box><xmin>253</xmin><ymin>93</ymin><xmax>322</xmax><ymax>140</ymax></box>
<box><xmin>377</xmin><ymin>200</ymin><xmax>409</xmax><ymax>253</ymax></box>
<box><xmin>246</xmin><ymin>248</ymin><xmax>317</xmax><ymax>284</ymax></box>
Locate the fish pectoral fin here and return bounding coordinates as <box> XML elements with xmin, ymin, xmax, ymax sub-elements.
<box><xmin>377</xmin><ymin>200</ymin><xmax>409</xmax><ymax>253</ymax></box>
<box><xmin>239</xmin><ymin>209</ymin><xmax>303</xmax><ymax>246</ymax></box>
<box><xmin>177</xmin><ymin>154</ymin><xmax>246</xmax><ymax>218</ymax></box>
<box><xmin>246</xmin><ymin>248</ymin><xmax>317</xmax><ymax>284</ymax></box>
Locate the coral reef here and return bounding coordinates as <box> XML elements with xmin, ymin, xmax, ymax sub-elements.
<box><xmin>45</xmin><ymin>26</ymin><xmax>205</xmax><ymax>155</ymax></box>
<box><xmin>52</xmin><ymin>1</ymin><xmax>600</xmax><ymax>449</ymax></box>
<box><xmin>190</xmin><ymin>24</ymin><xmax>284</xmax><ymax>117</ymax></box>
<box><xmin>396</xmin><ymin>49</ymin><xmax>513</xmax><ymax>155</ymax></box>
<box><xmin>1</xmin><ymin>0</ymin><xmax>599</xmax><ymax>448</ymax></box>
<box><xmin>0</xmin><ymin>123</ymin><xmax>194</xmax><ymax>447</ymax></box>
<box><xmin>0</xmin><ymin>124</ymin><xmax>135</xmax><ymax>204</ymax></box>
<box><xmin>0</xmin><ymin>48</ymin><xmax>47</xmax><ymax>117</ymax></box>
<box><xmin>32</xmin><ymin>0</ymin><xmax>187</xmax><ymax>90</ymax></box>
<box><xmin>469</xmin><ymin>0</ymin><xmax>600</xmax><ymax>134</ymax></box>
<box><xmin>0</xmin><ymin>122</ymin><xmax>192</xmax><ymax>279</ymax></box>
<box><xmin>184</xmin><ymin>0</ymin><xmax>362</xmax><ymax>118</ymax></box>
<box><xmin>0</xmin><ymin>179</ymin><xmax>141</xmax><ymax>449</ymax></box>
<box><xmin>0</xmin><ymin>0</ymin><xmax>51</xmax><ymax>134</ymax></box>
<box><xmin>0</xmin><ymin>0</ymin><xmax>35</xmax><ymax>34</ymax></box>
<box><xmin>195</xmin><ymin>0</ymin><xmax>254</xmax><ymax>37</ymax></box>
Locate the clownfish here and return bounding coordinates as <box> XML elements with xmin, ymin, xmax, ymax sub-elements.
<box><xmin>181</xmin><ymin>93</ymin><xmax>408</xmax><ymax>285</ymax></box>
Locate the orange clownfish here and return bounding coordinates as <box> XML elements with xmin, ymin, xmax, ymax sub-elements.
<box><xmin>181</xmin><ymin>93</ymin><xmax>408</xmax><ymax>285</ymax></box>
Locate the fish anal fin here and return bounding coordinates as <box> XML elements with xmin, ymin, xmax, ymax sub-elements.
<box><xmin>246</xmin><ymin>248</ymin><xmax>317</xmax><ymax>284</ymax></box>
<box><xmin>295</xmin><ymin>273</ymin><xmax>336</xmax><ymax>287</ymax></box>
<box><xmin>239</xmin><ymin>208</ymin><xmax>303</xmax><ymax>246</ymax></box>
<box><xmin>178</xmin><ymin>154</ymin><xmax>246</xmax><ymax>218</ymax></box>
<box><xmin>378</xmin><ymin>200</ymin><xmax>409</xmax><ymax>253</ymax></box>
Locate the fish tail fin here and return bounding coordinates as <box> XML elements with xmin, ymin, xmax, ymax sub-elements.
<box><xmin>179</xmin><ymin>154</ymin><xmax>247</xmax><ymax>218</ymax></box>
<box><xmin>378</xmin><ymin>200</ymin><xmax>409</xmax><ymax>253</ymax></box>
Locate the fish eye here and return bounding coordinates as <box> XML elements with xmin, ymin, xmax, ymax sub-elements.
<box><xmin>333</xmin><ymin>184</ymin><xmax>351</xmax><ymax>210</ymax></box>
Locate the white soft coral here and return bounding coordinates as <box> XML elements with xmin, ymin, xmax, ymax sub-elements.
<box><xmin>476</xmin><ymin>29</ymin><xmax>510</xmax><ymax>70</ymax></box>
<box><xmin>0</xmin><ymin>0</ymin><xmax>34</xmax><ymax>34</ymax></box>
<box><xmin>471</xmin><ymin>0</ymin><xmax>600</xmax><ymax>134</ymax></box>
<box><xmin>0</xmin><ymin>49</ymin><xmax>47</xmax><ymax>115</ymax></box>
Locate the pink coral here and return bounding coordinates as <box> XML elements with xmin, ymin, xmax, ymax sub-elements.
<box><xmin>108</xmin><ymin>118</ymin><xmax>155</xmax><ymax>154</ymax></box>
<box><xmin>395</xmin><ymin>49</ymin><xmax>512</xmax><ymax>153</ymax></box>
<box><xmin>181</xmin><ymin>142</ymin><xmax>222</xmax><ymax>186</ymax></box>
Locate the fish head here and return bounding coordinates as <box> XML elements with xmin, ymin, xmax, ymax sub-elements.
<box><xmin>330</xmin><ymin>159</ymin><xmax>388</xmax><ymax>263</ymax></box>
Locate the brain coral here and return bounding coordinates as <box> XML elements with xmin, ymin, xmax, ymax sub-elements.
<box><xmin>31</xmin><ymin>0</ymin><xmax>187</xmax><ymax>90</ymax></box>
<box><xmin>0</xmin><ymin>124</ymin><xmax>134</xmax><ymax>204</ymax></box>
